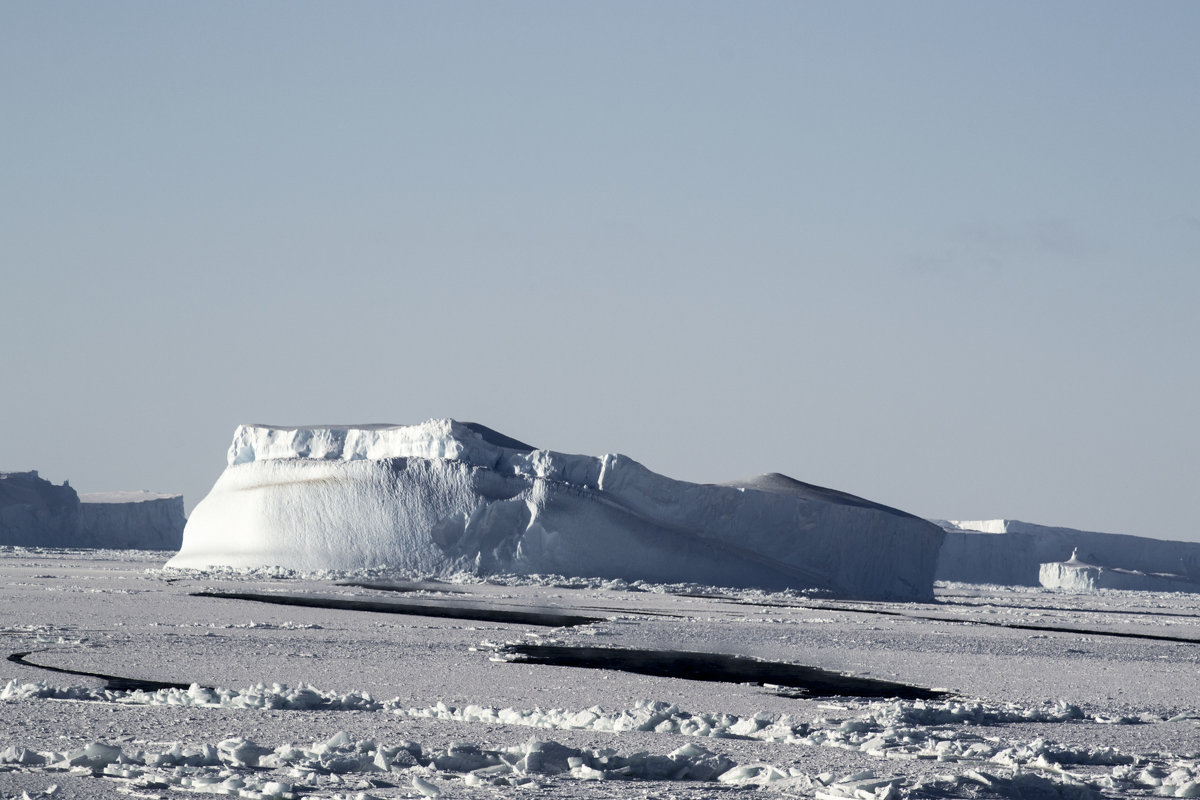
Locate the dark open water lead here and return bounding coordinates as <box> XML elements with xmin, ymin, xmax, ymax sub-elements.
<box><xmin>495</xmin><ymin>643</ymin><xmax>948</xmax><ymax>700</ymax></box>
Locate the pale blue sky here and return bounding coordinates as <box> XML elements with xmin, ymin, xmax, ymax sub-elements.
<box><xmin>3</xmin><ymin>2</ymin><xmax>1197</xmax><ymax>541</ymax></box>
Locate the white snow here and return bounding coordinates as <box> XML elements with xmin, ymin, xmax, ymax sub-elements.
<box><xmin>169</xmin><ymin>420</ymin><xmax>944</xmax><ymax>601</ymax></box>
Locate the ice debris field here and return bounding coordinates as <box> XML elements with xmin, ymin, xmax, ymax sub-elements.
<box><xmin>6</xmin><ymin>420</ymin><xmax>1200</xmax><ymax>799</ymax></box>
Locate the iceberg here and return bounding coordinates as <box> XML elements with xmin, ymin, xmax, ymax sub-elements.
<box><xmin>935</xmin><ymin>519</ymin><xmax>1200</xmax><ymax>589</ymax></box>
<box><xmin>0</xmin><ymin>471</ymin><xmax>185</xmax><ymax>550</ymax></box>
<box><xmin>168</xmin><ymin>420</ymin><xmax>944</xmax><ymax>601</ymax></box>
<box><xmin>0</xmin><ymin>471</ymin><xmax>80</xmax><ymax>546</ymax></box>
<box><xmin>1039</xmin><ymin>549</ymin><xmax>1200</xmax><ymax>593</ymax></box>
<box><xmin>78</xmin><ymin>491</ymin><xmax>187</xmax><ymax>550</ymax></box>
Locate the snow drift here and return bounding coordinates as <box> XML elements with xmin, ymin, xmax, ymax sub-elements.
<box><xmin>169</xmin><ymin>420</ymin><xmax>944</xmax><ymax>600</ymax></box>
<box><xmin>0</xmin><ymin>471</ymin><xmax>186</xmax><ymax>550</ymax></box>
<box><xmin>935</xmin><ymin>519</ymin><xmax>1200</xmax><ymax>589</ymax></box>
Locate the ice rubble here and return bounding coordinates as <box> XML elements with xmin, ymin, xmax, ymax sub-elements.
<box><xmin>168</xmin><ymin>420</ymin><xmax>944</xmax><ymax>601</ymax></box>
<box><xmin>934</xmin><ymin>518</ymin><xmax>1200</xmax><ymax>589</ymax></box>
<box><xmin>5</xmin><ymin>678</ymin><xmax>1198</xmax><ymax>798</ymax></box>
<box><xmin>0</xmin><ymin>471</ymin><xmax>185</xmax><ymax>550</ymax></box>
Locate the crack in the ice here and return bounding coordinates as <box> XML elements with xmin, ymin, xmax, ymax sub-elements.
<box><xmin>711</xmin><ymin>597</ymin><xmax>1200</xmax><ymax>644</ymax></box>
<box><xmin>192</xmin><ymin>591</ymin><xmax>606</xmax><ymax>627</ymax></box>
<box><xmin>492</xmin><ymin>643</ymin><xmax>949</xmax><ymax>700</ymax></box>
<box><xmin>6</xmin><ymin>651</ymin><xmax>196</xmax><ymax>692</ymax></box>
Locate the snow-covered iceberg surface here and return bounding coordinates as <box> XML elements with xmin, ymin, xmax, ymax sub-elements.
<box><xmin>935</xmin><ymin>519</ymin><xmax>1200</xmax><ymax>589</ymax></box>
<box><xmin>169</xmin><ymin>420</ymin><xmax>945</xmax><ymax>600</ymax></box>
<box><xmin>0</xmin><ymin>472</ymin><xmax>185</xmax><ymax>550</ymax></box>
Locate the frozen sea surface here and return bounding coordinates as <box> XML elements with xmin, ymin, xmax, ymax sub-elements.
<box><xmin>3</xmin><ymin>548</ymin><xmax>1200</xmax><ymax>798</ymax></box>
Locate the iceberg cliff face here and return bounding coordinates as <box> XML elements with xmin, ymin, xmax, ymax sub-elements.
<box><xmin>935</xmin><ymin>519</ymin><xmax>1200</xmax><ymax>588</ymax></box>
<box><xmin>0</xmin><ymin>471</ymin><xmax>81</xmax><ymax>546</ymax></box>
<box><xmin>79</xmin><ymin>492</ymin><xmax>186</xmax><ymax>550</ymax></box>
<box><xmin>169</xmin><ymin>420</ymin><xmax>945</xmax><ymax>601</ymax></box>
<box><xmin>0</xmin><ymin>473</ymin><xmax>184</xmax><ymax>549</ymax></box>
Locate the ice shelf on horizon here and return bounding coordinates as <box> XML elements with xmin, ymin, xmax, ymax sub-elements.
<box><xmin>934</xmin><ymin>518</ymin><xmax>1200</xmax><ymax>590</ymax></box>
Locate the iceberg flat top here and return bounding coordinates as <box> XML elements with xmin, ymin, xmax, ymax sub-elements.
<box><xmin>944</xmin><ymin>519</ymin><xmax>1125</xmax><ymax>537</ymax></box>
<box><xmin>944</xmin><ymin>519</ymin><xmax>1015</xmax><ymax>534</ymax></box>
<box><xmin>80</xmin><ymin>490</ymin><xmax>181</xmax><ymax>504</ymax></box>
<box><xmin>228</xmin><ymin>419</ymin><xmax>535</xmax><ymax>467</ymax></box>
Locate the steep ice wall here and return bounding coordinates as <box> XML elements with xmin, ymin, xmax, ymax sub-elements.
<box><xmin>0</xmin><ymin>472</ymin><xmax>185</xmax><ymax>549</ymax></box>
<box><xmin>0</xmin><ymin>471</ymin><xmax>81</xmax><ymax>546</ymax></box>
<box><xmin>79</xmin><ymin>492</ymin><xmax>186</xmax><ymax>550</ymax></box>
<box><xmin>169</xmin><ymin>420</ymin><xmax>945</xmax><ymax>601</ymax></box>
<box><xmin>935</xmin><ymin>519</ymin><xmax>1200</xmax><ymax>587</ymax></box>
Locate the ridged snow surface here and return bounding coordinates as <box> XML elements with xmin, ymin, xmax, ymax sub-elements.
<box><xmin>169</xmin><ymin>420</ymin><xmax>945</xmax><ymax>600</ymax></box>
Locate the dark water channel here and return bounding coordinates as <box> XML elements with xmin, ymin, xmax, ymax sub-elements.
<box><xmin>497</xmin><ymin>643</ymin><xmax>948</xmax><ymax>700</ymax></box>
<box><xmin>7</xmin><ymin>651</ymin><xmax>195</xmax><ymax>692</ymax></box>
<box><xmin>193</xmin><ymin>591</ymin><xmax>605</xmax><ymax>627</ymax></box>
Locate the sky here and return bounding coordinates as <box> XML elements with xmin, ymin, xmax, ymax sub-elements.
<box><xmin>2</xmin><ymin>2</ymin><xmax>1197</xmax><ymax>542</ymax></box>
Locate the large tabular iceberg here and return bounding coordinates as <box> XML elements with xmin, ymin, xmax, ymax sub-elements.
<box><xmin>78</xmin><ymin>490</ymin><xmax>187</xmax><ymax>550</ymax></box>
<box><xmin>0</xmin><ymin>471</ymin><xmax>185</xmax><ymax>550</ymax></box>
<box><xmin>169</xmin><ymin>420</ymin><xmax>944</xmax><ymax>600</ymax></box>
